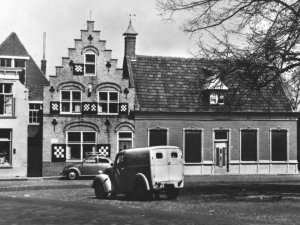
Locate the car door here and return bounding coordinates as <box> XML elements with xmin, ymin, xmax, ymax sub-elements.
<box><xmin>113</xmin><ymin>153</ymin><xmax>127</xmax><ymax>190</ymax></box>
<box><xmin>80</xmin><ymin>157</ymin><xmax>99</xmax><ymax>175</ymax></box>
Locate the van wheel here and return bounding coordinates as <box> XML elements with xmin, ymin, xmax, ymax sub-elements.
<box><xmin>166</xmin><ymin>188</ymin><xmax>180</xmax><ymax>200</ymax></box>
<box><xmin>94</xmin><ymin>182</ymin><xmax>108</xmax><ymax>199</ymax></box>
<box><xmin>67</xmin><ymin>170</ymin><xmax>78</xmax><ymax>180</ymax></box>
<box><xmin>134</xmin><ymin>180</ymin><xmax>152</xmax><ymax>201</ymax></box>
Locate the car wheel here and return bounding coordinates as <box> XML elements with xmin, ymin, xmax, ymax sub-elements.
<box><xmin>166</xmin><ymin>187</ymin><xmax>180</xmax><ymax>200</ymax></box>
<box><xmin>94</xmin><ymin>182</ymin><xmax>108</xmax><ymax>199</ymax></box>
<box><xmin>67</xmin><ymin>170</ymin><xmax>78</xmax><ymax>180</ymax></box>
<box><xmin>134</xmin><ymin>180</ymin><xmax>152</xmax><ymax>201</ymax></box>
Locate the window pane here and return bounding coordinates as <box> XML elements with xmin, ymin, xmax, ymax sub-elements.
<box><xmin>99</xmin><ymin>158</ymin><xmax>110</xmax><ymax>163</ymax></box>
<box><xmin>4</xmin><ymin>96</ymin><xmax>12</xmax><ymax>114</ymax></box>
<box><xmin>0</xmin><ymin>95</ymin><xmax>3</xmax><ymax>114</ymax></box>
<box><xmin>0</xmin><ymin>129</ymin><xmax>10</xmax><ymax>140</ymax></box>
<box><xmin>85</xmin><ymin>54</ymin><xmax>95</xmax><ymax>62</ymax></box>
<box><xmin>68</xmin><ymin>144</ymin><xmax>81</xmax><ymax>160</ymax></box>
<box><xmin>215</xmin><ymin>131</ymin><xmax>227</xmax><ymax>140</ymax></box>
<box><xmin>85</xmin><ymin>64</ymin><xmax>95</xmax><ymax>74</ymax></box>
<box><xmin>156</xmin><ymin>152</ymin><xmax>163</xmax><ymax>159</ymax></box>
<box><xmin>72</xmin><ymin>103</ymin><xmax>81</xmax><ymax>113</ymax></box>
<box><xmin>99</xmin><ymin>92</ymin><xmax>108</xmax><ymax>101</ymax></box>
<box><xmin>241</xmin><ymin>130</ymin><xmax>257</xmax><ymax>161</ymax></box>
<box><xmin>0</xmin><ymin>142</ymin><xmax>10</xmax><ymax>165</ymax></box>
<box><xmin>61</xmin><ymin>91</ymin><xmax>70</xmax><ymax>100</ymax></box>
<box><xmin>72</xmin><ymin>91</ymin><xmax>81</xmax><ymax>100</ymax></box>
<box><xmin>272</xmin><ymin>130</ymin><xmax>287</xmax><ymax>161</ymax></box>
<box><xmin>83</xmin><ymin>145</ymin><xmax>94</xmax><ymax>158</ymax></box>
<box><xmin>109</xmin><ymin>92</ymin><xmax>118</xmax><ymax>101</ymax></box>
<box><xmin>149</xmin><ymin>130</ymin><xmax>167</xmax><ymax>147</ymax></box>
<box><xmin>110</xmin><ymin>103</ymin><xmax>118</xmax><ymax>113</ymax></box>
<box><xmin>15</xmin><ymin>59</ymin><xmax>25</xmax><ymax>67</ymax></box>
<box><xmin>61</xmin><ymin>102</ymin><xmax>70</xmax><ymax>112</ymax></box>
<box><xmin>0</xmin><ymin>59</ymin><xmax>5</xmax><ymax>67</ymax></box>
<box><xmin>119</xmin><ymin>140</ymin><xmax>132</xmax><ymax>151</ymax></box>
<box><xmin>98</xmin><ymin>103</ymin><xmax>107</xmax><ymax>113</ymax></box>
<box><xmin>6</xmin><ymin>59</ymin><xmax>11</xmax><ymax>67</ymax></box>
<box><xmin>185</xmin><ymin>130</ymin><xmax>202</xmax><ymax>163</ymax></box>
<box><xmin>68</xmin><ymin>132</ymin><xmax>81</xmax><ymax>142</ymax></box>
<box><xmin>83</xmin><ymin>132</ymin><xmax>96</xmax><ymax>142</ymax></box>
<box><xmin>119</xmin><ymin>132</ymin><xmax>132</xmax><ymax>138</ymax></box>
<box><xmin>4</xmin><ymin>84</ymin><xmax>12</xmax><ymax>93</ymax></box>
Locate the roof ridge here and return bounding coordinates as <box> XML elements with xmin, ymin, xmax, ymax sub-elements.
<box><xmin>135</xmin><ymin>54</ymin><xmax>205</xmax><ymax>61</ymax></box>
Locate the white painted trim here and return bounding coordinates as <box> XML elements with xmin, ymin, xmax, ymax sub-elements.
<box><xmin>0</xmin><ymin>55</ymin><xmax>30</xmax><ymax>60</ymax></box>
<box><xmin>28</xmin><ymin>101</ymin><xmax>43</xmax><ymax>104</ymax></box>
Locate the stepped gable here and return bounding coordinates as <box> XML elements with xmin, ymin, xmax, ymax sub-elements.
<box><xmin>128</xmin><ymin>55</ymin><xmax>292</xmax><ymax>113</ymax></box>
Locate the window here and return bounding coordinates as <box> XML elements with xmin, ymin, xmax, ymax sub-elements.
<box><xmin>0</xmin><ymin>83</ymin><xmax>13</xmax><ymax>115</ymax></box>
<box><xmin>184</xmin><ymin>130</ymin><xmax>202</xmax><ymax>163</ymax></box>
<box><xmin>0</xmin><ymin>58</ymin><xmax>12</xmax><ymax>67</ymax></box>
<box><xmin>98</xmin><ymin>91</ymin><xmax>119</xmax><ymax>114</ymax></box>
<box><xmin>271</xmin><ymin>130</ymin><xmax>287</xmax><ymax>161</ymax></box>
<box><xmin>14</xmin><ymin>59</ymin><xmax>26</xmax><ymax>68</ymax></box>
<box><xmin>241</xmin><ymin>130</ymin><xmax>257</xmax><ymax>161</ymax></box>
<box><xmin>149</xmin><ymin>129</ymin><xmax>168</xmax><ymax>147</ymax></box>
<box><xmin>118</xmin><ymin>131</ymin><xmax>133</xmax><ymax>151</ymax></box>
<box><xmin>0</xmin><ymin>129</ymin><xmax>12</xmax><ymax>166</ymax></box>
<box><xmin>66</xmin><ymin>131</ymin><xmax>96</xmax><ymax>161</ymax></box>
<box><xmin>60</xmin><ymin>90</ymin><xmax>81</xmax><ymax>114</ymax></box>
<box><xmin>210</xmin><ymin>92</ymin><xmax>225</xmax><ymax>105</ymax></box>
<box><xmin>29</xmin><ymin>103</ymin><xmax>42</xmax><ymax>124</ymax></box>
<box><xmin>85</xmin><ymin>53</ymin><xmax>96</xmax><ymax>75</ymax></box>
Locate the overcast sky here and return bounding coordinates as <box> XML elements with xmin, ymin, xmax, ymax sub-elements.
<box><xmin>0</xmin><ymin>0</ymin><xmax>197</xmax><ymax>76</ymax></box>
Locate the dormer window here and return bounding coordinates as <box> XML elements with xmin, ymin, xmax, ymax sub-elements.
<box><xmin>84</xmin><ymin>53</ymin><xmax>96</xmax><ymax>76</ymax></box>
<box><xmin>210</xmin><ymin>92</ymin><xmax>225</xmax><ymax>105</ymax></box>
<box><xmin>15</xmin><ymin>59</ymin><xmax>26</xmax><ymax>68</ymax></box>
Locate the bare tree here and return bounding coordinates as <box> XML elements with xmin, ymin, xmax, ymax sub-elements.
<box><xmin>157</xmin><ymin>0</ymin><xmax>300</xmax><ymax>109</ymax></box>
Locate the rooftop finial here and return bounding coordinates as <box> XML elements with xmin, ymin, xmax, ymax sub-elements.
<box><xmin>123</xmin><ymin>14</ymin><xmax>138</xmax><ymax>36</ymax></box>
<box><xmin>90</xmin><ymin>10</ymin><xmax>92</xmax><ymax>21</ymax></box>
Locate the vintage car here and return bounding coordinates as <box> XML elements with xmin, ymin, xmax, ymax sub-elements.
<box><xmin>92</xmin><ymin>146</ymin><xmax>184</xmax><ymax>200</ymax></box>
<box><xmin>61</xmin><ymin>155</ymin><xmax>113</xmax><ymax>180</ymax></box>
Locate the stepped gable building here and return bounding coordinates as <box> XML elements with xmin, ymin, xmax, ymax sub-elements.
<box><xmin>0</xmin><ymin>32</ymin><xmax>49</xmax><ymax>178</ymax></box>
<box><xmin>43</xmin><ymin>21</ymin><xmax>135</xmax><ymax>176</ymax></box>
<box><xmin>124</xmin><ymin>24</ymin><xmax>298</xmax><ymax>175</ymax></box>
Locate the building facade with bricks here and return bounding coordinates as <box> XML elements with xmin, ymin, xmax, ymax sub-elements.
<box><xmin>124</xmin><ymin>25</ymin><xmax>298</xmax><ymax>175</ymax></box>
<box><xmin>0</xmin><ymin>32</ymin><xmax>49</xmax><ymax>178</ymax></box>
<box><xmin>42</xmin><ymin>21</ymin><xmax>135</xmax><ymax>176</ymax></box>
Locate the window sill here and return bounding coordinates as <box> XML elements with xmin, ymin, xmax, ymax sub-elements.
<box><xmin>0</xmin><ymin>165</ymin><xmax>12</xmax><ymax>168</ymax></box>
<box><xmin>0</xmin><ymin>116</ymin><xmax>16</xmax><ymax>119</ymax></box>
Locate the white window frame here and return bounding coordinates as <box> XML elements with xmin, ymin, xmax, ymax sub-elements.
<box><xmin>60</xmin><ymin>90</ymin><xmax>82</xmax><ymax>114</ymax></box>
<box><xmin>270</xmin><ymin>128</ymin><xmax>289</xmax><ymax>162</ymax></box>
<box><xmin>66</xmin><ymin>131</ymin><xmax>97</xmax><ymax>161</ymax></box>
<box><xmin>0</xmin><ymin>83</ymin><xmax>14</xmax><ymax>116</ymax></box>
<box><xmin>212</xmin><ymin>128</ymin><xmax>231</xmax><ymax>165</ymax></box>
<box><xmin>98</xmin><ymin>91</ymin><xmax>119</xmax><ymax>115</ymax></box>
<box><xmin>117</xmin><ymin>131</ymin><xmax>133</xmax><ymax>152</ymax></box>
<box><xmin>84</xmin><ymin>53</ymin><xmax>96</xmax><ymax>76</ymax></box>
<box><xmin>210</xmin><ymin>92</ymin><xmax>225</xmax><ymax>105</ymax></box>
<box><xmin>29</xmin><ymin>102</ymin><xmax>42</xmax><ymax>125</ymax></box>
<box><xmin>239</xmin><ymin>128</ymin><xmax>259</xmax><ymax>162</ymax></box>
<box><xmin>183</xmin><ymin>128</ymin><xmax>203</xmax><ymax>164</ymax></box>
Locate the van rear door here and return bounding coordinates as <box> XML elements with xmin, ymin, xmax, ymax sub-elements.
<box><xmin>167</xmin><ymin>147</ymin><xmax>184</xmax><ymax>182</ymax></box>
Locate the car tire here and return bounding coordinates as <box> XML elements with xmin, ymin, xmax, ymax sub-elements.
<box><xmin>94</xmin><ymin>182</ymin><xmax>108</xmax><ymax>199</ymax></box>
<box><xmin>134</xmin><ymin>179</ymin><xmax>152</xmax><ymax>201</ymax></box>
<box><xmin>166</xmin><ymin>187</ymin><xmax>180</xmax><ymax>200</ymax></box>
<box><xmin>66</xmin><ymin>170</ymin><xmax>78</xmax><ymax>180</ymax></box>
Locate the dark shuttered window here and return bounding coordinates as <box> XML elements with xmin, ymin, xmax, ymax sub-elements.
<box><xmin>184</xmin><ymin>130</ymin><xmax>202</xmax><ymax>163</ymax></box>
<box><xmin>271</xmin><ymin>130</ymin><xmax>287</xmax><ymax>161</ymax></box>
<box><xmin>241</xmin><ymin>130</ymin><xmax>257</xmax><ymax>161</ymax></box>
<box><xmin>149</xmin><ymin>129</ymin><xmax>167</xmax><ymax>147</ymax></box>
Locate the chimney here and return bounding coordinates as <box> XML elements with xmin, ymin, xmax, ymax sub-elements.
<box><xmin>123</xmin><ymin>19</ymin><xmax>138</xmax><ymax>59</ymax></box>
<box><xmin>41</xmin><ymin>32</ymin><xmax>47</xmax><ymax>75</ymax></box>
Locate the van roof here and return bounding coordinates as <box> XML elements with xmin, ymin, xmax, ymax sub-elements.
<box><xmin>121</xmin><ymin>146</ymin><xmax>179</xmax><ymax>154</ymax></box>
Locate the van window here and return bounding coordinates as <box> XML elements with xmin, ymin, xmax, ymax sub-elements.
<box><xmin>156</xmin><ymin>152</ymin><xmax>163</xmax><ymax>159</ymax></box>
<box><xmin>171</xmin><ymin>152</ymin><xmax>178</xmax><ymax>158</ymax></box>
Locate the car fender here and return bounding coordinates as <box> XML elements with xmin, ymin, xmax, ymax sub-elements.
<box><xmin>66</xmin><ymin>167</ymin><xmax>81</xmax><ymax>176</ymax></box>
<box><xmin>134</xmin><ymin>173</ymin><xmax>150</xmax><ymax>191</ymax></box>
<box><xmin>92</xmin><ymin>174</ymin><xmax>112</xmax><ymax>193</ymax></box>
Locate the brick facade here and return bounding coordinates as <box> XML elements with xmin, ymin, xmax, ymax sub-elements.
<box><xmin>42</xmin><ymin>21</ymin><xmax>135</xmax><ymax>176</ymax></box>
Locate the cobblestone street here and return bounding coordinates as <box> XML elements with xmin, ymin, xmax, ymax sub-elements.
<box><xmin>0</xmin><ymin>176</ymin><xmax>300</xmax><ymax>224</ymax></box>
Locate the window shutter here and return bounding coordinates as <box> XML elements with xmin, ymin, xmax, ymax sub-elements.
<box><xmin>50</xmin><ymin>102</ymin><xmax>60</xmax><ymax>114</ymax></box>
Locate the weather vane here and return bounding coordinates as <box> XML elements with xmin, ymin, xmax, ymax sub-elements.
<box><xmin>129</xmin><ymin>14</ymin><xmax>136</xmax><ymax>22</ymax></box>
<box><xmin>90</xmin><ymin>11</ymin><xmax>92</xmax><ymax>20</ymax></box>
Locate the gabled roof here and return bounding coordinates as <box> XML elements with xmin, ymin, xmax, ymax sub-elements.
<box><xmin>0</xmin><ymin>32</ymin><xmax>49</xmax><ymax>101</ymax></box>
<box><xmin>127</xmin><ymin>55</ymin><xmax>292</xmax><ymax>113</ymax></box>
<box><xmin>0</xmin><ymin>32</ymin><xmax>29</xmax><ymax>56</ymax></box>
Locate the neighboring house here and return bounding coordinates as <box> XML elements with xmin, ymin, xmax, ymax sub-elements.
<box><xmin>124</xmin><ymin>26</ymin><xmax>298</xmax><ymax>175</ymax></box>
<box><xmin>0</xmin><ymin>32</ymin><xmax>49</xmax><ymax>178</ymax></box>
<box><xmin>42</xmin><ymin>21</ymin><xmax>135</xmax><ymax>176</ymax></box>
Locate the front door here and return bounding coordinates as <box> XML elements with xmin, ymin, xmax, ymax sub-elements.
<box><xmin>215</xmin><ymin>142</ymin><xmax>228</xmax><ymax>174</ymax></box>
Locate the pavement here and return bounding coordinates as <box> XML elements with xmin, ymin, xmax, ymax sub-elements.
<box><xmin>0</xmin><ymin>174</ymin><xmax>300</xmax><ymax>191</ymax></box>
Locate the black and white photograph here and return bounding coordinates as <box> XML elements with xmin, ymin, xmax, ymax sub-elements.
<box><xmin>0</xmin><ymin>0</ymin><xmax>300</xmax><ymax>224</ymax></box>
